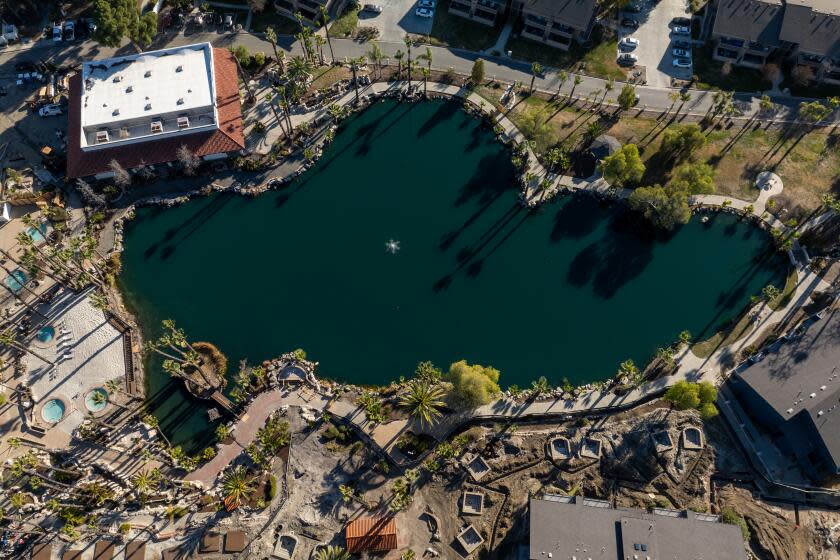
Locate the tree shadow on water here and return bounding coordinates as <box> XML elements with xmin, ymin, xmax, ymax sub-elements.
<box><xmin>417</xmin><ymin>101</ymin><xmax>460</xmax><ymax>138</ymax></box>
<box><xmin>454</xmin><ymin>154</ymin><xmax>517</xmax><ymax>207</ymax></box>
<box><xmin>142</xmin><ymin>195</ymin><xmax>233</xmax><ymax>261</ymax></box>
<box><xmin>549</xmin><ymin>195</ymin><xmax>602</xmax><ymax>242</ymax></box>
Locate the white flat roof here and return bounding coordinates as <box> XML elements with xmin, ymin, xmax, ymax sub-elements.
<box><xmin>81</xmin><ymin>43</ymin><xmax>215</xmax><ymax>130</ymax></box>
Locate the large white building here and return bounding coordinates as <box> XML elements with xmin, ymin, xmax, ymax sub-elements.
<box><xmin>68</xmin><ymin>43</ymin><xmax>244</xmax><ymax>179</ymax></box>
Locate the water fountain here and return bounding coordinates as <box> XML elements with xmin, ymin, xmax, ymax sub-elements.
<box><xmin>384</xmin><ymin>239</ymin><xmax>401</xmax><ymax>254</ymax></box>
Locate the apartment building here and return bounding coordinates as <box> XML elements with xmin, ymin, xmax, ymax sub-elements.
<box><xmin>518</xmin><ymin>0</ymin><xmax>597</xmax><ymax>50</ymax></box>
<box><xmin>780</xmin><ymin>0</ymin><xmax>840</xmax><ymax>84</ymax></box>
<box><xmin>711</xmin><ymin>0</ymin><xmax>784</xmax><ymax>68</ymax></box>
<box><xmin>448</xmin><ymin>0</ymin><xmax>505</xmax><ymax>27</ymax></box>
<box><xmin>274</xmin><ymin>0</ymin><xmax>336</xmax><ymax>23</ymax></box>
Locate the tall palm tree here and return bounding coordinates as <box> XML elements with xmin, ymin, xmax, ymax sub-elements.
<box><xmin>394</xmin><ymin>49</ymin><xmax>404</xmax><ymax>80</ymax></box>
<box><xmin>264</xmin><ymin>91</ymin><xmax>288</xmax><ymax>139</ymax></box>
<box><xmin>403</xmin><ymin>34</ymin><xmax>412</xmax><ymax>89</ymax></box>
<box><xmin>132</xmin><ymin>468</ymin><xmax>160</xmax><ymax>501</ymax></box>
<box><xmin>555</xmin><ymin>70</ymin><xmax>568</xmax><ymax>98</ymax></box>
<box><xmin>349</xmin><ymin>57</ymin><xmax>364</xmax><ymax>105</ymax></box>
<box><xmin>319</xmin><ymin>7</ymin><xmax>335</xmax><ymax>64</ymax></box>
<box><xmin>264</xmin><ymin>26</ymin><xmax>280</xmax><ymax>68</ymax></box>
<box><xmin>313</xmin><ymin>34</ymin><xmax>327</xmax><ymax>65</ymax></box>
<box><xmin>0</xmin><ymin>327</ymin><xmax>54</xmax><ymax>367</ymax></box>
<box><xmin>529</xmin><ymin>62</ymin><xmax>543</xmax><ymax>94</ymax></box>
<box><xmin>368</xmin><ymin>42</ymin><xmax>383</xmax><ymax>79</ymax></box>
<box><xmin>419</xmin><ymin>46</ymin><xmax>433</xmax><ymax>73</ymax></box>
<box><xmin>570</xmin><ymin>75</ymin><xmax>582</xmax><ymax>101</ymax></box>
<box><xmin>603</xmin><ymin>78</ymin><xmax>614</xmax><ymax>103</ymax></box>
<box><xmin>399</xmin><ymin>380</ymin><xmax>445</xmax><ymax>426</ymax></box>
<box><xmin>222</xmin><ymin>466</ymin><xmax>254</xmax><ymax>511</ymax></box>
<box><xmin>314</xmin><ymin>546</ymin><xmax>351</xmax><ymax>560</ymax></box>
<box><xmin>421</xmin><ymin>67</ymin><xmax>430</xmax><ymax>97</ymax></box>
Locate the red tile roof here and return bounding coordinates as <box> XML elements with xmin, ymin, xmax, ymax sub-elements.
<box><xmin>345</xmin><ymin>517</ymin><xmax>398</xmax><ymax>554</ymax></box>
<box><xmin>66</xmin><ymin>47</ymin><xmax>245</xmax><ymax>179</ymax></box>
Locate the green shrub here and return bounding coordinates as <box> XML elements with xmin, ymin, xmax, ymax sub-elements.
<box><xmin>119</xmin><ymin>523</ymin><xmax>131</xmax><ymax>534</ymax></box>
<box><xmin>721</xmin><ymin>507</ymin><xmax>750</xmax><ymax>540</ymax></box>
<box><xmin>268</xmin><ymin>475</ymin><xmax>278</xmax><ymax>500</ymax></box>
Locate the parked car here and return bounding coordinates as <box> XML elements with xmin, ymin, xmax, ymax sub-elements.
<box><xmin>671</xmin><ymin>16</ymin><xmax>691</xmax><ymax>26</ymax></box>
<box><xmin>625</xmin><ymin>2</ymin><xmax>643</xmax><ymax>12</ymax></box>
<box><xmin>418</xmin><ymin>0</ymin><xmax>436</xmax><ymax>8</ymax></box>
<box><xmin>671</xmin><ymin>48</ymin><xmax>690</xmax><ymax>58</ymax></box>
<box><xmin>51</xmin><ymin>24</ymin><xmax>62</xmax><ymax>41</ymax></box>
<box><xmin>38</xmin><ymin>104</ymin><xmax>62</xmax><ymax>117</ymax></box>
<box><xmin>63</xmin><ymin>21</ymin><xmax>74</xmax><ymax>41</ymax></box>
<box><xmin>672</xmin><ymin>39</ymin><xmax>691</xmax><ymax>49</ymax></box>
<box><xmin>672</xmin><ymin>58</ymin><xmax>692</xmax><ymax>69</ymax></box>
<box><xmin>619</xmin><ymin>37</ymin><xmax>640</xmax><ymax>50</ymax></box>
<box><xmin>362</xmin><ymin>4</ymin><xmax>383</xmax><ymax>12</ymax></box>
<box><xmin>415</xmin><ymin>7</ymin><xmax>434</xmax><ymax>17</ymax></box>
<box><xmin>617</xmin><ymin>53</ymin><xmax>638</xmax><ymax>66</ymax></box>
<box><xmin>621</xmin><ymin>18</ymin><xmax>639</xmax><ymax>29</ymax></box>
<box><xmin>671</xmin><ymin>25</ymin><xmax>690</xmax><ymax>36</ymax></box>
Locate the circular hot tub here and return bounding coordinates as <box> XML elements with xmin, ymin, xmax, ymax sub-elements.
<box><xmin>41</xmin><ymin>399</ymin><xmax>66</xmax><ymax>423</ymax></box>
<box><xmin>85</xmin><ymin>388</ymin><xmax>109</xmax><ymax>413</ymax></box>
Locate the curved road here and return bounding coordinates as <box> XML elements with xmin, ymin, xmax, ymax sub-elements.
<box><xmin>0</xmin><ymin>29</ymin><xmax>831</xmax><ymax>124</ymax></box>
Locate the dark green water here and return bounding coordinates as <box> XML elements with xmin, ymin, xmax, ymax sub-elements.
<box><xmin>119</xmin><ymin>100</ymin><xmax>788</xmax><ymax>449</ymax></box>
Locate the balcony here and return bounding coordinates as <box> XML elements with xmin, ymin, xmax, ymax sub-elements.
<box><xmin>551</xmin><ymin>22</ymin><xmax>574</xmax><ymax>36</ymax></box>
<box><xmin>742</xmin><ymin>53</ymin><xmax>767</xmax><ymax>66</ymax></box>
<box><xmin>548</xmin><ymin>32</ymin><xmax>572</xmax><ymax>46</ymax></box>
<box><xmin>799</xmin><ymin>53</ymin><xmax>825</xmax><ymax>66</ymax></box>
<box><xmin>525</xmin><ymin>13</ymin><xmax>548</xmax><ymax>26</ymax></box>
<box><xmin>747</xmin><ymin>41</ymin><xmax>771</xmax><ymax>53</ymax></box>
<box><xmin>475</xmin><ymin>8</ymin><xmax>496</xmax><ymax>21</ymax></box>
<box><xmin>449</xmin><ymin>1</ymin><xmax>471</xmax><ymax>14</ymax></box>
<box><xmin>715</xmin><ymin>47</ymin><xmax>739</xmax><ymax>60</ymax></box>
<box><xmin>299</xmin><ymin>0</ymin><xmax>321</xmax><ymax>10</ymax></box>
<box><xmin>523</xmin><ymin>25</ymin><xmax>545</xmax><ymax>38</ymax></box>
<box><xmin>719</xmin><ymin>36</ymin><xmax>744</xmax><ymax>48</ymax></box>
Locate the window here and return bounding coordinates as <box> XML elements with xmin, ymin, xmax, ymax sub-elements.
<box><xmin>177</xmin><ymin>116</ymin><xmax>190</xmax><ymax>130</ymax></box>
<box><xmin>150</xmin><ymin>121</ymin><xmax>163</xmax><ymax>133</ymax></box>
<box><xmin>95</xmin><ymin>131</ymin><xmax>109</xmax><ymax>144</ymax></box>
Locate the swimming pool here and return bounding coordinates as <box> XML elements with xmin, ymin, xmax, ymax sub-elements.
<box><xmin>26</xmin><ymin>223</ymin><xmax>47</xmax><ymax>243</ymax></box>
<box><xmin>41</xmin><ymin>399</ymin><xmax>65</xmax><ymax>423</ymax></box>
<box><xmin>3</xmin><ymin>269</ymin><xmax>27</xmax><ymax>293</ymax></box>
<box><xmin>36</xmin><ymin>326</ymin><xmax>55</xmax><ymax>343</ymax></box>
<box><xmin>85</xmin><ymin>388</ymin><xmax>109</xmax><ymax>412</ymax></box>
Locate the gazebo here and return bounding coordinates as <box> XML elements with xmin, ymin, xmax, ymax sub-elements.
<box><xmin>588</xmin><ymin>134</ymin><xmax>621</xmax><ymax>161</ymax></box>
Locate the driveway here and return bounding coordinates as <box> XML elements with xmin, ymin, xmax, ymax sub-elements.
<box><xmin>359</xmin><ymin>0</ymin><xmax>433</xmax><ymax>43</ymax></box>
<box><xmin>619</xmin><ymin>0</ymin><xmax>691</xmax><ymax>87</ymax></box>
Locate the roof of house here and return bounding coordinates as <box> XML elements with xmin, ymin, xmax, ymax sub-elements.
<box><xmin>93</xmin><ymin>540</ymin><xmax>115</xmax><ymax>560</ymax></box>
<box><xmin>589</xmin><ymin>134</ymin><xmax>621</xmax><ymax>160</ymax></box>
<box><xmin>125</xmin><ymin>541</ymin><xmax>146</xmax><ymax>560</ymax></box>
<box><xmin>519</xmin><ymin>0</ymin><xmax>597</xmax><ymax>31</ymax></box>
<box><xmin>529</xmin><ymin>496</ymin><xmax>747</xmax><ymax>560</ymax></box>
<box><xmin>66</xmin><ymin>47</ymin><xmax>244</xmax><ymax>179</ymax></box>
<box><xmin>734</xmin><ymin>309</ymin><xmax>840</xmax><ymax>463</ymax></box>
<box><xmin>224</xmin><ymin>530</ymin><xmax>246</xmax><ymax>553</ymax></box>
<box><xmin>345</xmin><ymin>517</ymin><xmax>398</xmax><ymax>554</ymax></box>
<box><xmin>779</xmin><ymin>0</ymin><xmax>840</xmax><ymax>56</ymax></box>
<box><xmin>712</xmin><ymin>0</ymin><xmax>785</xmax><ymax>45</ymax></box>
<box><xmin>199</xmin><ymin>533</ymin><xmax>221</xmax><ymax>553</ymax></box>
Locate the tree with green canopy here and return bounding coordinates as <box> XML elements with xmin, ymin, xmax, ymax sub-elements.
<box><xmin>660</xmin><ymin>123</ymin><xmax>706</xmax><ymax>162</ymax></box>
<box><xmin>617</xmin><ymin>84</ymin><xmax>637</xmax><ymax>111</ymax></box>
<box><xmin>93</xmin><ymin>0</ymin><xmax>157</xmax><ymax>48</ymax></box>
<box><xmin>599</xmin><ymin>144</ymin><xmax>645</xmax><ymax>186</ymax></box>
<box><xmin>670</xmin><ymin>162</ymin><xmax>716</xmax><ymax>195</ymax></box>
<box><xmin>447</xmin><ymin>360</ymin><xmax>501</xmax><ymax>407</ymax></box>
<box><xmin>400</xmin><ymin>380</ymin><xmax>446</xmax><ymax>426</ymax></box>
<box><xmin>627</xmin><ymin>184</ymin><xmax>691</xmax><ymax>230</ymax></box>
<box><xmin>470</xmin><ymin>59</ymin><xmax>485</xmax><ymax>86</ymax></box>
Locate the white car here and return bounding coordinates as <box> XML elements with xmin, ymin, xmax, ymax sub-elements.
<box><xmin>672</xmin><ymin>58</ymin><xmax>692</xmax><ymax>69</ymax></box>
<box><xmin>38</xmin><ymin>104</ymin><xmax>62</xmax><ymax>117</ymax></box>
<box><xmin>672</xmin><ymin>48</ymin><xmax>690</xmax><ymax>58</ymax></box>
<box><xmin>52</xmin><ymin>25</ymin><xmax>62</xmax><ymax>41</ymax></box>
<box><xmin>671</xmin><ymin>25</ymin><xmax>690</xmax><ymax>35</ymax></box>
<box><xmin>619</xmin><ymin>37</ymin><xmax>639</xmax><ymax>50</ymax></box>
<box><xmin>418</xmin><ymin>0</ymin><xmax>436</xmax><ymax>7</ymax></box>
<box><xmin>415</xmin><ymin>7</ymin><xmax>433</xmax><ymax>17</ymax></box>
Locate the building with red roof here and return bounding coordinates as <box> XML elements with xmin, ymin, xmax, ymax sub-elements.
<box><xmin>66</xmin><ymin>42</ymin><xmax>244</xmax><ymax>180</ymax></box>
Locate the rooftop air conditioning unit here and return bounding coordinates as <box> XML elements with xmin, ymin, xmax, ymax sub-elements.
<box><xmin>113</xmin><ymin>75</ymin><xmax>122</xmax><ymax>83</ymax></box>
<box><xmin>126</xmin><ymin>85</ymin><xmax>133</xmax><ymax>93</ymax></box>
<box><xmin>177</xmin><ymin>116</ymin><xmax>190</xmax><ymax>129</ymax></box>
<box><xmin>95</xmin><ymin>131</ymin><xmax>109</xmax><ymax>144</ymax></box>
<box><xmin>145</xmin><ymin>103</ymin><xmax>152</xmax><ymax>110</ymax></box>
<box><xmin>177</xmin><ymin>98</ymin><xmax>184</xmax><ymax>105</ymax></box>
<box><xmin>144</xmin><ymin>70</ymin><xmax>152</xmax><ymax>77</ymax></box>
<box><xmin>112</xmin><ymin>108</ymin><xmax>120</xmax><ymax>116</ymax></box>
<box><xmin>176</xmin><ymin>65</ymin><xmax>183</xmax><ymax>72</ymax></box>
<box><xmin>151</xmin><ymin>121</ymin><xmax>163</xmax><ymax>133</ymax></box>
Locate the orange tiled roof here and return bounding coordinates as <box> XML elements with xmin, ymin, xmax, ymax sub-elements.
<box><xmin>345</xmin><ymin>517</ymin><xmax>398</xmax><ymax>554</ymax></box>
<box><xmin>66</xmin><ymin>48</ymin><xmax>244</xmax><ymax>179</ymax></box>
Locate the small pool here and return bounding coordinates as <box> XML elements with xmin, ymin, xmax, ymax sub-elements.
<box><xmin>26</xmin><ymin>223</ymin><xmax>47</xmax><ymax>243</ymax></box>
<box><xmin>3</xmin><ymin>269</ymin><xmax>27</xmax><ymax>293</ymax></box>
<box><xmin>85</xmin><ymin>388</ymin><xmax>109</xmax><ymax>412</ymax></box>
<box><xmin>41</xmin><ymin>399</ymin><xmax>65</xmax><ymax>423</ymax></box>
<box><xmin>36</xmin><ymin>326</ymin><xmax>55</xmax><ymax>343</ymax></box>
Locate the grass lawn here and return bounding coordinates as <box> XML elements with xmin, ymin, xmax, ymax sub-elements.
<box><xmin>505</xmin><ymin>32</ymin><xmax>623</xmax><ymax>81</ymax></box>
<box><xmin>475</xmin><ymin>89</ymin><xmax>840</xmax><ymax>215</ymax></box>
<box><xmin>691</xmin><ymin>310</ymin><xmax>756</xmax><ymax>359</ymax></box>
<box><xmin>692</xmin><ymin>46</ymin><xmax>772</xmax><ymax>93</ymax></box>
<box><xmin>309</xmin><ymin>66</ymin><xmax>352</xmax><ymax>90</ymax></box>
<box><xmin>422</xmin><ymin>0</ymin><xmax>498</xmax><ymax>52</ymax></box>
<box><xmin>249</xmin><ymin>10</ymin><xmax>301</xmax><ymax>34</ymax></box>
<box><xmin>768</xmin><ymin>268</ymin><xmax>799</xmax><ymax>311</ymax></box>
<box><xmin>329</xmin><ymin>5</ymin><xmax>360</xmax><ymax>39</ymax></box>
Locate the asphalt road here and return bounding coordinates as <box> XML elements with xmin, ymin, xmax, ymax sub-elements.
<box><xmin>0</xmin><ymin>28</ymin><xmax>821</xmax><ymax>123</ymax></box>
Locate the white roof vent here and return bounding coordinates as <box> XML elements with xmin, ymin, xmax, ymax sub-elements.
<box><xmin>177</xmin><ymin>98</ymin><xmax>184</xmax><ymax>105</ymax></box>
<box><xmin>819</xmin><ymin>410</ymin><xmax>824</xmax><ymax>416</ymax></box>
<box><xmin>176</xmin><ymin>65</ymin><xmax>183</xmax><ymax>72</ymax></box>
<box><xmin>145</xmin><ymin>103</ymin><xmax>152</xmax><ymax>111</ymax></box>
<box><xmin>177</xmin><ymin>116</ymin><xmax>190</xmax><ymax>130</ymax></box>
<box><xmin>821</xmin><ymin>385</ymin><xmax>827</xmax><ymax>391</ymax></box>
<box><xmin>126</xmin><ymin>85</ymin><xmax>133</xmax><ymax>93</ymax></box>
<box><xmin>144</xmin><ymin>70</ymin><xmax>152</xmax><ymax>77</ymax></box>
<box><xmin>113</xmin><ymin>75</ymin><xmax>122</xmax><ymax>82</ymax></box>
<box><xmin>786</xmin><ymin>408</ymin><xmax>794</xmax><ymax>414</ymax></box>
<box><xmin>810</xmin><ymin>393</ymin><xmax>817</xmax><ymax>398</ymax></box>
<box><xmin>95</xmin><ymin>131</ymin><xmax>109</xmax><ymax>144</ymax></box>
<box><xmin>112</xmin><ymin>108</ymin><xmax>120</xmax><ymax>116</ymax></box>
<box><xmin>151</xmin><ymin>121</ymin><xmax>163</xmax><ymax>133</ymax></box>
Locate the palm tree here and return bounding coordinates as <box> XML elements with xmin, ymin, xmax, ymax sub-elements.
<box><xmin>394</xmin><ymin>49</ymin><xmax>404</xmax><ymax>80</ymax></box>
<box><xmin>667</xmin><ymin>90</ymin><xmax>680</xmax><ymax>116</ymax></box>
<box><xmin>287</xmin><ymin>55</ymin><xmax>314</xmax><ymax>89</ymax></box>
<box><xmin>0</xmin><ymin>327</ymin><xmax>54</xmax><ymax>367</ymax></box>
<box><xmin>421</xmin><ymin>67</ymin><xmax>430</xmax><ymax>97</ymax></box>
<box><xmin>555</xmin><ymin>70</ymin><xmax>568</xmax><ymax>98</ymax></box>
<box><xmin>132</xmin><ymin>468</ymin><xmax>160</xmax><ymax>500</ymax></box>
<box><xmin>313</xmin><ymin>34</ymin><xmax>327</xmax><ymax>65</ymax></box>
<box><xmin>404</xmin><ymin>35</ymin><xmax>413</xmax><ymax>89</ymax></box>
<box><xmin>264</xmin><ymin>26</ymin><xmax>280</xmax><ymax>68</ymax></box>
<box><xmin>314</xmin><ymin>546</ymin><xmax>351</xmax><ymax>560</ymax></box>
<box><xmin>603</xmin><ymin>78</ymin><xmax>614</xmax><ymax>103</ymax></box>
<box><xmin>399</xmin><ymin>380</ymin><xmax>445</xmax><ymax>426</ymax></box>
<box><xmin>368</xmin><ymin>42</ymin><xmax>383</xmax><ymax>79</ymax></box>
<box><xmin>419</xmin><ymin>46</ymin><xmax>433</xmax><ymax>74</ymax></box>
<box><xmin>349</xmin><ymin>57</ymin><xmax>364</xmax><ymax>105</ymax></box>
<box><xmin>529</xmin><ymin>62</ymin><xmax>543</xmax><ymax>94</ymax></box>
<box><xmin>318</xmin><ymin>7</ymin><xmax>335</xmax><ymax>64</ymax></box>
<box><xmin>222</xmin><ymin>466</ymin><xmax>254</xmax><ymax>511</ymax></box>
<box><xmin>531</xmin><ymin>376</ymin><xmax>551</xmax><ymax>395</ymax></box>
<box><xmin>570</xmin><ymin>75</ymin><xmax>582</xmax><ymax>101</ymax></box>
<box><xmin>264</xmin><ymin>91</ymin><xmax>288</xmax><ymax>139</ymax></box>
<box><xmin>676</xmin><ymin>91</ymin><xmax>691</xmax><ymax>116</ymax></box>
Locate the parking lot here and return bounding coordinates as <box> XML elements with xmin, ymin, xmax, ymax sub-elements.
<box><xmin>617</xmin><ymin>0</ymin><xmax>692</xmax><ymax>87</ymax></box>
<box><xmin>360</xmin><ymin>0</ymin><xmax>434</xmax><ymax>42</ymax></box>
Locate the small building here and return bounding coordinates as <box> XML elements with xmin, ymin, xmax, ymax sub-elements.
<box><xmin>529</xmin><ymin>496</ymin><xmax>747</xmax><ymax>560</ymax></box>
<box><xmin>66</xmin><ymin>42</ymin><xmax>244</xmax><ymax>180</ymax></box>
<box><xmin>518</xmin><ymin>0</ymin><xmax>598</xmax><ymax>51</ymax></box>
<box><xmin>728</xmin><ymin>311</ymin><xmax>840</xmax><ymax>480</ymax></box>
<box><xmin>711</xmin><ymin>0</ymin><xmax>784</xmax><ymax>69</ymax></box>
<box><xmin>448</xmin><ymin>0</ymin><xmax>505</xmax><ymax>26</ymax></box>
<box><xmin>345</xmin><ymin>517</ymin><xmax>398</xmax><ymax>555</ymax></box>
<box><xmin>273</xmin><ymin>0</ymin><xmax>336</xmax><ymax>23</ymax></box>
<box><xmin>589</xmin><ymin>134</ymin><xmax>620</xmax><ymax>161</ymax></box>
